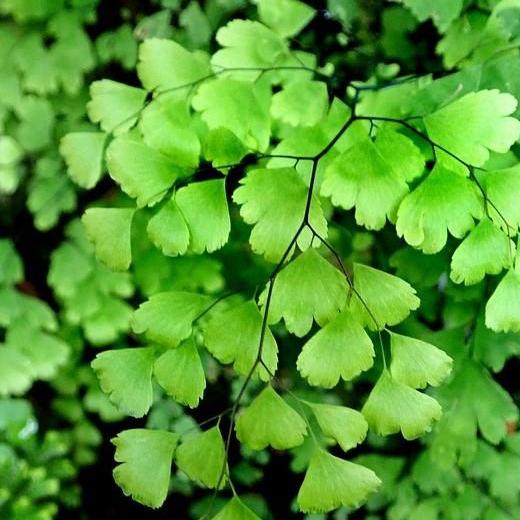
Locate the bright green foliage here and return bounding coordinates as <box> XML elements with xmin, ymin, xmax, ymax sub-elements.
<box><xmin>48</xmin><ymin>220</ymin><xmax>134</xmax><ymax>346</ymax></box>
<box><xmin>131</xmin><ymin>291</ymin><xmax>211</xmax><ymax>348</ymax></box>
<box><xmin>0</xmin><ymin>349</ymin><xmax>32</xmax><ymax>396</ymax></box>
<box><xmin>396</xmin><ymin>0</ymin><xmax>463</xmax><ymax>31</ymax></box>
<box><xmin>297</xmin><ymin>309</ymin><xmax>374</xmax><ymax>387</ymax></box>
<box><xmin>128</xmin><ymin>179</ymin><xmax>229</xmax><ymax>261</ymax></box>
<box><xmin>140</xmin><ymin>98</ymin><xmax>200</xmax><ymax>167</ymax></box>
<box><xmin>175</xmin><ymin>179</ymin><xmax>231</xmax><ymax>253</ymax></box>
<box><xmin>257</xmin><ymin>0</ymin><xmax>315</xmax><ymax>37</ymax></box>
<box><xmin>389</xmin><ymin>332</ymin><xmax>453</xmax><ymax>389</ymax></box>
<box><xmin>477</xmin><ymin>164</ymin><xmax>520</xmax><ymax>232</ymax></box>
<box><xmin>235</xmin><ymin>386</ymin><xmax>307</xmax><ymax>450</ymax></box>
<box><xmin>192</xmin><ymin>79</ymin><xmax>270</xmax><ymax>150</ymax></box>
<box><xmin>203</xmin><ymin>300</ymin><xmax>278</xmax><ymax>381</ymax></box>
<box><xmin>0</xmin><ymin>136</ymin><xmax>23</xmax><ymax>194</ymax></box>
<box><xmin>106</xmin><ymin>136</ymin><xmax>182</xmax><ymax>207</ymax></box>
<box><xmin>260</xmin><ymin>249</ymin><xmax>347</xmax><ymax>336</ymax></box>
<box><xmin>212</xmin><ymin>497</ymin><xmax>261</xmax><ymax>520</ymax></box>
<box><xmin>14</xmin><ymin>1</ymin><xmax>520</xmax><ymax>517</ymax></box>
<box><xmin>96</xmin><ymin>24</ymin><xmax>138</xmax><ymax>70</ymax></box>
<box><xmin>396</xmin><ymin>164</ymin><xmax>484</xmax><ymax>253</ymax></box>
<box><xmin>112</xmin><ymin>429</ymin><xmax>179</xmax><ymax>508</ymax></box>
<box><xmin>306</xmin><ymin>402</ymin><xmax>368</xmax><ymax>451</ymax></box>
<box><xmin>82</xmin><ymin>208</ymin><xmax>134</xmax><ymax>271</ymax></box>
<box><xmin>297</xmin><ymin>449</ymin><xmax>381</xmax><ymax>513</ymax></box>
<box><xmin>424</xmin><ymin>90</ymin><xmax>520</xmax><ymax>166</ymax></box>
<box><xmin>153</xmin><ymin>338</ymin><xmax>206</xmax><ymax>407</ymax></box>
<box><xmin>4</xmin><ymin>324</ymin><xmax>69</xmax><ymax>381</ymax></box>
<box><xmin>147</xmin><ymin>197</ymin><xmax>190</xmax><ymax>256</ymax></box>
<box><xmin>60</xmin><ymin>132</ymin><xmax>107</xmax><ymax>189</ymax></box>
<box><xmin>451</xmin><ymin>218</ymin><xmax>514</xmax><ymax>285</ymax></box>
<box><xmin>348</xmin><ymin>263</ymin><xmax>420</xmax><ymax>330</ymax></box>
<box><xmin>362</xmin><ymin>371</ymin><xmax>442</xmax><ymax>440</ymax></box>
<box><xmin>91</xmin><ymin>347</ymin><xmax>155</xmax><ymax>418</ymax></box>
<box><xmin>233</xmin><ymin>168</ymin><xmax>327</xmax><ymax>262</ymax></box>
<box><xmin>321</xmin><ymin>129</ymin><xmax>424</xmax><ymax>229</ymax></box>
<box><xmin>0</xmin><ymin>240</ymin><xmax>23</xmax><ymax>285</ymax></box>
<box><xmin>136</xmin><ymin>38</ymin><xmax>210</xmax><ymax>92</ymax></box>
<box><xmin>176</xmin><ymin>426</ymin><xmax>226</xmax><ymax>488</ymax></box>
<box><xmin>485</xmin><ymin>269</ymin><xmax>520</xmax><ymax>332</ymax></box>
<box><xmin>270</xmin><ymin>81</ymin><xmax>328</xmax><ymax>126</ymax></box>
<box><xmin>212</xmin><ymin>20</ymin><xmax>287</xmax><ymax>72</ymax></box>
<box><xmin>202</xmin><ymin>127</ymin><xmax>248</xmax><ymax>166</ymax></box>
<box><xmin>87</xmin><ymin>80</ymin><xmax>147</xmax><ymax>135</ymax></box>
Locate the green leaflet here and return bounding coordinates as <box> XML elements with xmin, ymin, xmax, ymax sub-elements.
<box><xmin>175</xmin><ymin>179</ymin><xmax>231</xmax><ymax>254</ymax></box>
<box><xmin>106</xmin><ymin>136</ymin><xmax>183</xmax><ymax>208</ymax></box>
<box><xmin>271</xmin><ymin>80</ymin><xmax>328</xmax><ymax>126</ymax></box>
<box><xmin>485</xmin><ymin>269</ymin><xmax>520</xmax><ymax>332</ymax></box>
<box><xmin>60</xmin><ymin>132</ymin><xmax>106</xmax><ymax>189</ymax></box>
<box><xmin>0</xmin><ymin>288</ymin><xmax>57</xmax><ymax>331</ymax></box>
<box><xmin>450</xmin><ymin>218</ymin><xmax>514</xmax><ymax>285</ymax></box>
<box><xmin>424</xmin><ymin>89</ymin><xmax>520</xmax><ymax>167</ymax></box>
<box><xmin>321</xmin><ymin>129</ymin><xmax>424</xmax><ymax>230</ymax></box>
<box><xmin>257</xmin><ymin>0</ymin><xmax>315</xmax><ymax>37</ymax></box>
<box><xmin>212</xmin><ymin>19</ymin><xmax>288</xmax><ymax>74</ymax></box>
<box><xmin>202</xmin><ymin>127</ymin><xmax>248</xmax><ymax>166</ymax></box>
<box><xmin>153</xmin><ymin>337</ymin><xmax>206</xmax><ymax>408</ymax></box>
<box><xmin>91</xmin><ymin>347</ymin><xmax>155</xmax><ymax>418</ymax></box>
<box><xmin>140</xmin><ymin>97</ymin><xmax>200</xmax><ymax>167</ymax></box>
<box><xmin>348</xmin><ymin>263</ymin><xmax>420</xmax><ymax>330</ymax></box>
<box><xmin>297</xmin><ymin>309</ymin><xmax>374</xmax><ymax>388</ymax></box>
<box><xmin>477</xmin><ymin>164</ymin><xmax>520</xmax><ymax>233</ymax></box>
<box><xmin>176</xmin><ymin>426</ymin><xmax>226</xmax><ymax>488</ymax></box>
<box><xmin>192</xmin><ymin>79</ymin><xmax>270</xmax><ymax>151</ymax></box>
<box><xmin>297</xmin><ymin>448</ymin><xmax>381</xmax><ymax>513</ymax></box>
<box><xmin>4</xmin><ymin>324</ymin><xmax>69</xmax><ymax>381</ymax></box>
<box><xmin>15</xmin><ymin>96</ymin><xmax>55</xmax><ymax>152</ymax></box>
<box><xmin>260</xmin><ymin>249</ymin><xmax>348</xmax><ymax>337</ymax></box>
<box><xmin>235</xmin><ymin>386</ymin><xmax>307</xmax><ymax>450</ymax></box>
<box><xmin>306</xmin><ymin>402</ymin><xmax>368</xmax><ymax>451</ymax></box>
<box><xmin>112</xmin><ymin>429</ymin><xmax>179</xmax><ymax>508</ymax></box>
<box><xmin>202</xmin><ymin>300</ymin><xmax>278</xmax><ymax>381</ymax></box>
<box><xmin>148</xmin><ymin>179</ymin><xmax>230</xmax><ymax>256</ymax></box>
<box><xmin>0</xmin><ymin>349</ymin><xmax>33</xmax><ymax>396</ymax></box>
<box><xmin>87</xmin><ymin>79</ymin><xmax>147</xmax><ymax>135</ymax></box>
<box><xmin>27</xmin><ymin>156</ymin><xmax>76</xmax><ymax>231</ymax></box>
<box><xmin>233</xmin><ymin>167</ymin><xmax>328</xmax><ymax>263</ymax></box>
<box><xmin>389</xmin><ymin>332</ymin><xmax>453</xmax><ymax>389</ymax></box>
<box><xmin>0</xmin><ymin>136</ymin><xmax>22</xmax><ymax>194</ymax></box>
<box><xmin>82</xmin><ymin>207</ymin><xmax>134</xmax><ymax>271</ymax></box>
<box><xmin>362</xmin><ymin>370</ymin><xmax>442</xmax><ymax>440</ymax></box>
<box><xmin>131</xmin><ymin>291</ymin><xmax>211</xmax><ymax>348</ymax></box>
<box><xmin>0</xmin><ymin>240</ymin><xmax>23</xmax><ymax>286</ymax></box>
<box><xmin>396</xmin><ymin>0</ymin><xmax>463</xmax><ymax>32</ymax></box>
<box><xmin>396</xmin><ymin>164</ymin><xmax>484</xmax><ymax>254</ymax></box>
<box><xmin>146</xmin><ymin>198</ymin><xmax>190</xmax><ymax>256</ymax></box>
<box><xmin>212</xmin><ymin>497</ymin><xmax>261</xmax><ymax>520</ymax></box>
<box><xmin>137</xmin><ymin>38</ymin><xmax>210</xmax><ymax>93</ymax></box>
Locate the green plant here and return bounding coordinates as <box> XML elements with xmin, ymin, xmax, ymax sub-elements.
<box><xmin>57</xmin><ymin>0</ymin><xmax>520</xmax><ymax>517</ymax></box>
<box><xmin>1</xmin><ymin>0</ymin><xmax>520</xmax><ymax>518</ymax></box>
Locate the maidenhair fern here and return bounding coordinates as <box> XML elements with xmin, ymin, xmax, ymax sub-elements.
<box><xmin>2</xmin><ymin>0</ymin><xmax>519</xmax><ymax>518</ymax></box>
<box><xmin>57</xmin><ymin>0</ymin><xmax>520</xmax><ymax>516</ymax></box>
